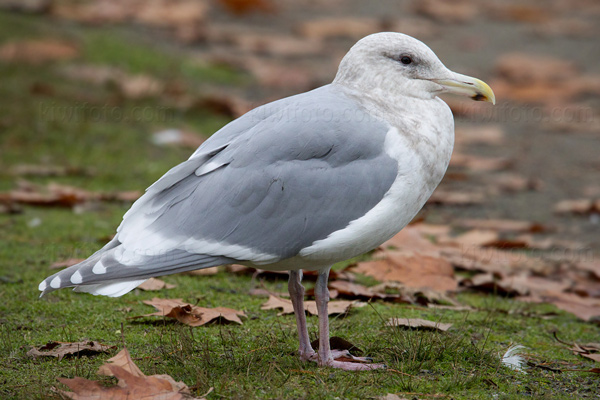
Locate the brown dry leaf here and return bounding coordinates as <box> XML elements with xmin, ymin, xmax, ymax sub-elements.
<box><xmin>1</xmin><ymin>180</ymin><xmax>140</xmax><ymax>208</ymax></box>
<box><xmin>27</xmin><ymin>341</ymin><xmax>113</xmax><ymax>361</ymax></box>
<box><xmin>0</xmin><ymin>39</ymin><xmax>78</xmax><ymax>64</ymax></box>
<box><xmin>449</xmin><ymin>229</ymin><xmax>501</xmax><ymax>248</ymax></box>
<box><xmin>496</xmin><ymin>53</ymin><xmax>578</xmax><ymax>85</ymax></box>
<box><xmin>384</xmin><ymin>18</ymin><xmax>439</xmax><ymax>39</ymax></box>
<box><xmin>138</xmin><ymin>278</ymin><xmax>176</xmax><ymax>291</ymax></box>
<box><xmin>304</xmin><ymin>300</ymin><xmax>365</xmax><ymax>316</ymax></box>
<box><xmin>414</xmin><ymin>0</ymin><xmax>478</xmax><ymax>23</ymax></box>
<box><xmin>454</xmin><ymin>124</ymin><xmax>505</xmax><ymax>147</ymax></box>
<box><xmin>97</xmin><ymin>347</ymin><xmax>144</xmax><ymax>377</ymax></box>
<box><xmin>491</xmin><ymin>52</ymin><xmax>592</xmax><ymax>105</ymax></box>
<box><xmin>577</xmin><ymin>261</ymin><xmax>600</xmax><ymax>280</ymax></box>
<box><xmin>260</xmin><ymin>295</ymin><xmax>295</xmax><ymax>316</ymax></box>
<box><xmin>453</xmin><ymin>219</ymin><xmax>547</xmax><ymax>234</ymax></box>
<box><xmin>261</xmin><ymin>295</ymin><xmax>364</xmax><ymax>316</ymax></box>
<box><xmin>52</xmin><ymin>0</ymin><xmax>208</xmax><ymax>42</ymax></box>
<box><xmin>310</xmin><ymin>336</ymin><xmax>364</xmax><ymax>356</ymax></box>
<box><xmin>518</xmin><ymin>292</ymin><xmax>600</xmax><ymax>321</ymax></box>
<box><xmin>11</xmin><ymin>164</ymin><xmax>90</xmax><ymax>177</ymax></box>
<box><xmin>244</xmin><ymin>58</ymin><xmax>314</xmax><ymax>90</ymax></box>
<box><xmin>355</xmin><ymin>225</ymin><xmax>458</xmax><ymax>292</ymax></box>
<box><xmin>192</xmin><ymin>94</ymin><xmax>252</xmax><ymax>118</ymax></box>
<box><xmin>181</xmin><ymin>266</ymin><xmax>220</xmax><ymax>276</ymax></box>
<box><xmin>382</xmin><ymin>224</ymin><xmax>443</xmax><ymax>254</ymax></box>
<box><xmin>119</xmin><ymin>74</ymin><xmax>164</xmax><ymax>99</ymax></box>
<box><xmin>427</xmin><ymin>189</ymin><xmax>486</xmax><ymax>206</ymax></box>
<box><xmin>487</xmin><ymin>4</ymin><xmax>551</xmax><ymax>23</ymax></box>
<box><xmin>328</xmin><ymin>280</ymin><xmax>398</xmax><ymax>301</ymax></box>
<box><xmin>296</xmin><ymin>17</ymin><xmax>382</xmax><ymax>40</ymax></box>
<box><xmin>487</xmin><ymin>173</ymin><xmax>544</xmax><ymax>193</ymax></box>
<box><xmin>460</xmin><ymin>272</ymin><xmax>549</xmax><ymax>296</ymax></box>
<box><xmin>0</xmin><ymin>0</ymin><xmax>51</xmax><ymax>13</ymax></box>
<box><xmin>554</xmin><ymin>333</ymin><xmax>600</xmax><ymax>363</ymax></box>
<box><xmin>442</xmin><ymin>244</ymin><xmax>550</xmax><ymax>275</ymax></box>
<box><xmin>532</xmin><ymin>17</ymin><xmax>598</xmax><ymax>39</ymax></box>
<box><xmin>139</xmin><ymin>298</ymin><xmax>245</xmax><ymax>326</ymax></box>
<box><xmin>554</xmin><ymin>199</ymin><xmax>598</xmax><ymax>215</ymax></box>
<box><xmin>353</xmin><ymin>251</ymin><xmax>457</xmax><ymax>292</ymax></box>
<box><xmin>216</xmin><ymin>0</ymin><xmax>274</xmax><ymax>15</ymax></box>
<box><xmin>60</xmin><ymin>64</ymin><xmax>163</xmax><ymax>99</ymax></box>
<box><xmin>386</xmin><ymin>317</ymin><xmax>452</xmax><ymax>332</ymax></box>
<box><xmin>50</xmin><ymin>258</ymin><xmax>85</xmax><ymax>270</ymax></box>
<box><xmin>59</xmin><ymin>347</ymin><xmax>203</xmax><ymax>400</ymax></box>
<box><xmin>449</xmin><ymin>153</ymin><xmax>513</xmax><ymax>172</ymax></box>
<box><xmin>231</xmin><ymin>34</ymin><xmax>323</xmax><ymax>57</ymax></box>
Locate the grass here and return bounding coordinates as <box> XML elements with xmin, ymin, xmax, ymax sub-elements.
<box><xmin>0</xmin><ymin>11</ymin><xmax>599</xmax><ymax>400</ymax></box>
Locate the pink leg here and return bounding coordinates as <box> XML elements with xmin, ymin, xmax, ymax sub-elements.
<box><xmin>314</xmin><ymin>267</ymin><xmax>386</xmax><ymax>371</ymax></box>
<box><xmin>288</xmin><ymin>270</ymin><xmax>315</xmax><ymax>361</ymax></box>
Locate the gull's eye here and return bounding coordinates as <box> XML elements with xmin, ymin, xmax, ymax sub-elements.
<box><xmin>400</xmin><ymin>56</ymin><xmax>412</xmax><ymax>65</ymax></box>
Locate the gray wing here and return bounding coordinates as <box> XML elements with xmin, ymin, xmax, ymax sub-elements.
<box><xmin>39</xmin><ymin>85</ymin><xmax>398</xmax><ymax>296</ymax></box>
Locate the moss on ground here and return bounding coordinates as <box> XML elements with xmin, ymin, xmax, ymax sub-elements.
<box><xmin>0</xmin><ymin>11</ymin><xmax>598</xmax><ymax>400</ymax></box>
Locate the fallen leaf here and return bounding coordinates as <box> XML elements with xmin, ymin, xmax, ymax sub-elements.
<box><xmin>137</xmin><ymin>278</ymin><xmax>176</xmax><ymax>291</ymax></box>
<box><xmin>532</xmin><ymin>17</ymin><xmax>598</xmax><ymax>39</ymax></box>
<box><xmin>59</xmin><ymin>64</ymin><xmax>164</xmax><ymax>99</ymax></box>
<box><xmin>328</xmin><ymin>280</ymin><xmax>399</xmax><ymax>301</ymax></box>
<box><xmin>0</xmin><ymin>180</ymin><xmax>140</xmax><ymax>208</ymax></box>
<box><xmin>0</xmin><ymin>39</ymin><xmax>78</xmax><ymax>64</ymax></box>
<box><xmin>52</xmin><ymin>0</ymin><xmax>209</xmax><ymax>42</ymax></box>
<box><xmin>427</xmin><ymin>189</ymin><xmax>486</xmax><ymax>205</ymax></box>
<box><xmin>49</xmin><ymin>258</ymin><xmax>85</xmax><ymax>270</ymax></box>
<box><xmin>260</xmin><ymin>295</ymin><xmax>365</xmax><ymax>316</ymax></box>
<box><xmin>296</xmin><ymin>17</ymin><xmax>382</xmax><ymax>40</ymax></box>
<box><xmin>244</xmin><ymin>58</ymin><xmax>315</xmax><ymax>90</ymax></box>
<box><xmin>449</xmin><ymin>229</ymin><xmax>500</xmax><ymax>248</ymax></box>
<box><xmin>454</xmin><ymin>124</ymin><xmax>505</xmax><ymax>147</ymax></box>
<box><xmin>414</xmin><ymin>0</ymin><xmax>479</xmax><ymax>23</ymax></box>
<box><xmin>487</xmin><ymin>4</ymin><xmax>551</xmax><ymax>23</ymax></box>
<box><xmin>11</xmin><ymin>164</ymin><xmax>90</xmax><ymax>177</ymax></box>
<box><xmin>231</xmin><ymin>34</ymin><xmax>323</xmax><ymax>57</ymax></box>
<box><xmin>553</xmin><ymin>332</ymin><xmax>600</xmax><ymax>363</ymax></box>
<box><xmin>216</xmin><ymin>0</ymin><xmax>274</xmax><ymax>15</ymax></box>
<box><xmin>496</xmin><ymin>53</ymin><xmax>578</xmax><ymax>85</ymax></box>
<box><xmin>192</xmin><ymin>94</ymin><xmax>252</xmax><ymax>118</ymax></box>
<box><xmin>260</xmin><ymin>295</ymin><xmax>294</xmax><ymax>316</ymax></box>
<box><xmin>27</xmin><ymin>341</ymin><xmax>113</xmax><ymax>361</ymax></box>
<box><xmin>181</xmin><ymin>266</ymin><xmax>220</xmax><ymax>276</ymax></box>
<box><xmin>487</xmin><ymin>173</ymin><xmax>544</xmax><ymax>193</ymax></box>
<box><xmin>97</xmin><ymin>347</ymin><xmax>144</xmax><ymax>377</ymax></box>
<box><xmin>0</xmin><ymin>0</ymin><xmax>51</xmax><ymax>14</ymax></box>
<box><xmin>310</xmin><ymin>336</ymin><xmax>363</xmax><ymax>355</ymax></box>
<box><xmin>304</xmin><ymin>299</ymin><xmax>365</xmax><ymax>316</ymax></box>
<box><xmin>59</xmin><ymin>347</ymin><xmax>203</xmax><ymax>399</ymax></box>
<box><xmin>386</xmin><ymin>317</ymin><xmax>452</xmax><ymax>332</ymax></box>
<box><xmin>384</xmin><ymin>18</ymin><xmax>439</xmax><ymax>39</ymax></box>
<box><xmin>138</xmin><ymin>298</ymin><xmax>245</xmax><ymax>326</ymax></box>
<box><xmin>554</xmin><ymin>199</ymin><xmax>599</xmax><ymax>215</ymax></box>
<box><xmin>449</xmin><ymin>153</ymin><xmax>513</xmax><ymax>172</ymax></box>
<box><xmin>353</xmin><ymin>251</ymin><xmax>457</xmax><ymax>292</ymax></box>
<box><xmin>518</xmin><ymin>292</ymin><xmax>600</xmax><ymax>321</ymax></box>
<box><xmin>453</xmin><ymin>219</ymin><xmax>547</xmax><ymax>234</ymax></box>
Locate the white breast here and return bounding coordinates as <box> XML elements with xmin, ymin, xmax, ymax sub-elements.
<box><xmin>299</xmin><ymin>97</ymin><xmax>454</xmax><ymax>266</ymax></box>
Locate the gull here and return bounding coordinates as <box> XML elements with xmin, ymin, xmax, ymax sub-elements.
<box><xmin>39</xmin><ymin>32</ymin><xmax>494</xmax><ymax>371</ymax></box>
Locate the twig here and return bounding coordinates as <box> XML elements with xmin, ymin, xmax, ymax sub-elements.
<box><xmin>386</xmin><ymin>368</ymin><xmax>416</xmax><ymax>377</ymax></box>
